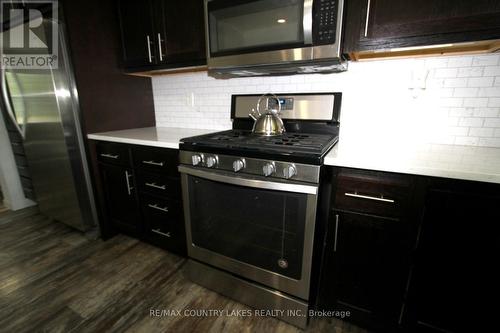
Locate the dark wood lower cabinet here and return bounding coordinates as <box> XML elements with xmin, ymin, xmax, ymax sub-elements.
<box><xmin>404</xmin><ymin>182</ymin><xmax>500</xmax><ymax>333</ymax></box>
<box><xmin>94</xmin><ymin>141</ymin><xmax>187</xmax><ymax>256</ymax></box>
<box><xmin>99</xmin><ymin>163</ymin><xmax>141</xmax><ymax>235</ymax></box>
<box><xmin>320</xmin><ymin>210</ymin><xmax>410</xmax><ymax>331</ymax></box>
<box><xmin>320</xmin><ymin>168</ymin><xmax>500</xmax><ymax>333</ymax></box>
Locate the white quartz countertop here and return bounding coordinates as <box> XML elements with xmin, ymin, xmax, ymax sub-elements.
<box><xmin>87</xmin><ymin>127</ymin><xmax>217</xmax><ymax>149</ymax></box>
<box><xmin>324</xmin><ymin>141</ymin><xmax>500</xmax><ymax>184</ymax></box>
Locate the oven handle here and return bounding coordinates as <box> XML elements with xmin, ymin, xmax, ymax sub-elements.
<box><xmin>303</xmin><ymin>0</ymin><xmax>313</xmax><ymax>45</ymax></box>
<box><xmin>178</xmin><ymin>165</ymin><xmax>318</xmax><ymax>195</ymax></box>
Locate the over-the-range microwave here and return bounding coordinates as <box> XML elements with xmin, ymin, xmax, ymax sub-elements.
<box><xmin>204</xmin><ymin>0</ymin><xmax>347</xmax><ymax>77</ymax></box>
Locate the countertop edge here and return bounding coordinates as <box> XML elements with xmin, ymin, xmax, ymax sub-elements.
<box><xmin>87</xmin><ymin>134</ymin><xmax>179</xmax><ymax>149</ymax></box>
<box><xmin>324</xmin><ymin>158</ymin><xmax>500</xmax><ymax>184</ymax></box>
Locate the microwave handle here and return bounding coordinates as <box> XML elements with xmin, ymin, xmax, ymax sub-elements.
<box><xmin>303</xmin><ymin>0</ymin><xmax>313</xmax><ymax>44</ymax></box>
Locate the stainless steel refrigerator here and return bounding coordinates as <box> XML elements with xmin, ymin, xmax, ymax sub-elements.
<box><xmin>0</xmin><ymin>13</ymin><xmax>97</xmax><ymax>231</ymax></box>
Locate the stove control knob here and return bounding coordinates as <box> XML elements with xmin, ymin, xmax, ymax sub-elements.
<box><xmin>283</xmin><ymin>164</ymin><xmax>297</xmax><ymax>179</ymax></box>
<box><xmin>206</xmin><ymin>156</ymin><xmax>218</xmax><ymax>168</ymax></box>
<box><xmin>262</xmin><ymin>163</ymin><xmax>275</xmax><ymax>177</ymax></box>
<box><xmin>233</xmin><ymin>159</ymin><xmax>245</xmax><ymax>172</ymax></box>
<box><xmin>191</xmin><ymin>154</ymin><xmax>202</xmax><ymax>166</ymax></box>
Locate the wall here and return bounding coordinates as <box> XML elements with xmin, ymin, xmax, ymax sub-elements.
<box><xmin>152</xmin><ymin>53</ymin><xmax>500</xmax><ymax>148</ymax></box>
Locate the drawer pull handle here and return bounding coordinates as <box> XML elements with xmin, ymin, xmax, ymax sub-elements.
<box><xmin>334</xmin><ymin>214</ymin><xmax>339</xmax><ymax>252</ymax></box>
<box><xmin>100</xmin><ymin>153</ymin><xmax>119</xmax><ymax>159</ymax></box>
<box><xmin>125</xmin><ymin>171</ymin><xmax>134</xmax><ymax>196</ymax></box>
<box><xmin>148</xmin><ymin>204</ymin><xmax>168</xmax><ymax>212</ymax></box>
<box><xmin>145</xmin><ymin>182</ymin><xmax>166</xmax><ymax>190</ymax></box>
<box><xmin>152</xmin><ymin>229</ymin><xmax>171</xmax><ymax>238</ymax></box>
<box><xmin>143</xmin><ymin>160</ymin><xmax>164</xmax><ymax>167</ymax></box>
<box><xmin>344</xmin><ymin>192</ymin><xmax>395</xmax><ymax>203</ymax></box>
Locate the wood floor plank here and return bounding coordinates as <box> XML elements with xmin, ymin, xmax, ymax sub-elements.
<box><xmin>0</xmin><ymin>210</ymin><xmax>369</xmax><ymax>333</ymax></box>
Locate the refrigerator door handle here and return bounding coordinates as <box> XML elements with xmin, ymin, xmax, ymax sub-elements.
<box><xmin>0</xmin><ymin>68</ymin><xmax>26</xmax><ymax>140</ymax></box>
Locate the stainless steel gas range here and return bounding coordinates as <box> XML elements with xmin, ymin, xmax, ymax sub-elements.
<box><xmin>178</xmin><ymin>93</ymin><xmax>341</xmax><ymax>328</ymax></box>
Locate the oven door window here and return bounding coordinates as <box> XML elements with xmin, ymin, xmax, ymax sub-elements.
<box><xmin>188</xmin><ymin>176</ymin><xmax>307</xmax><ymax>280</ymax></box>
<box><xmin>208</xmin><ymin>0</ymin><xmax>306</xmax><ymax>57</ymax></box>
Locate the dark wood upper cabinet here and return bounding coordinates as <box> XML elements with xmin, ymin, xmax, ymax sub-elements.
<box><xmin>117</xmin><ymin>0</ymin><xmax>206</xmax><ymax>71</ymax></box>
<box><xmin>344</xmin><ymin>0</ymin><xmax>500</xmax><ymax>55</ymax></box>
<box><xmin>156</xmin><ymin>0</ymin><xmax>206</xmax><ymax>64</ymax></box>
<box><xmin>117</xmin><ymin>1</ymin><xmax>156</xmax><ymax>68</ymax></box>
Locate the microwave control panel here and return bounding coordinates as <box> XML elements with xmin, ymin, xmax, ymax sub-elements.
<box><xmin>313</xmin><ymin>0</ymin><xmax>338</xmax><ymax>45</ymax></box>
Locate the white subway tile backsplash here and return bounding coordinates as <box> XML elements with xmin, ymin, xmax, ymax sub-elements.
<box><xmin>459</xmin><ymin>117</ymin><xmax>483</xmax><ymax>127</ymax></box>
<box><xmin>463</xmin><ymin>98</ymin><xmax>489</xmax><ymax>107</ymax></box>
<box><xmin>444</xmin><ymin>78</ymin><xmax>468</xmax><ymax>87</ymax></box>
<box><xmin>472</xmin><ymin>55</ymin><xmax>499</xmax><ymax>67</ymax></box>
<box><xmin>483</xmin><ymin>66</ymin><xmax>500</xmax><ymax>77</ymax></box>
<box><xmin>478</xmin><ymin>138</ymin><xmax>500</xmax><ymax>147</ymax></box>
<box><xmin>457</xmin><ymin>67</ymin><xmax>483</xmax><ymax>77</ymax></box>
<box><xmin>448</xmin><ymin>107</ymin><xmax>473</xmax><ymax>117</ymax></box>
<box><xmin>439</xmin><ymin>98</ymin><xmax>464</xmax><ymax>107</ymax></box>
<box><xmin>488</xmin><ymin>98</ymin><xmax>500</xmax><ymax>107</ymax></box>
<box><xmin>473</xmin><ymin>108</ymin><xmax>499</xmax><ymax>118</ymax></box>
<box><xmin>467</xmin><ymin>77</ymin><xmax>494</xmax><ymax>87</ymax></box>
<box><xmin>477</xmin><ymin>87</ymin><xmax>500</xmax><ymax>97</ymax></box>
<box><xmin>434</xmin><ymin>68</ymin><xmax>458</xmax><ymax>78</ymax></box>
<box><xmin>447</xmin><ymin>57</ymin><xmax>473</xmax><ymax>68</ymax></box>
<box><xmin>453</xmin><ymin>87</ymin><xmax>478</xmax><ymax>97</ymax></box>
<box><xmin>153</xmin><ymin>53</ymin><xmax>500</xmax><ymax>148</ymax></box>
<box><xmin>483</xmin><ymin>118</ymin><xmax>500</xmax><ymax>128</ymax></box>
<box><xmin>469</xmin><ymin>127</ymin><xmax>494</xmax><ymax>137</ymax></box>
<box><xmin>455</xmin><ymin>136</ymin><xmax>480</xmax><ymax>146</ymax></box>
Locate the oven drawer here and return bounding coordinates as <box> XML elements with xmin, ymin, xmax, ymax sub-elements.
<box><xmin>334</xmin><ymin>169</ymin><xmax>412</xmax><ymax>218</ymax></box>
<box><xmin>96</xmin><ymin>142</ymin><xmax>131</xmax><ymax>166</ymax></box>
<box><xmin>141</xmin><ymin>194</ymin><xmax>185</xmax><ymax>255</ymax></box>
<box><xmin>133</xmin><ymin>146</ymin><xmax>178</xmax><ymax>176</ymax></box>
<box><xmin>137</xmin><ymin>171</ymin><xmax>181</xmax><ymax>198</ymax></box>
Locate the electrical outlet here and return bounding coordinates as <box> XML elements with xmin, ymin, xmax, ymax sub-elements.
<box><xmin>186</xmin><ymin>92</ymin><xmax>195</xmax><ymax>107</ymax></box>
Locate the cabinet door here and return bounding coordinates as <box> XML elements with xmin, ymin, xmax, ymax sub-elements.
<box><xmin>156</xmin><ymin>0</ymin><xmax>206</xmax><ymax>64</ymax></box>
<box><xmin>99</xmin><ymin>163</ymin><xmax>141</xmax><ymax>234</ymax></box>
<box><xmin>406</xmin><ymin>187</ymin><xmax>500</xmax><ymax>333</ymax></box>
<box><xmin>321</xmin><ymin>210</ymin><xmax>409</xmax><ymax>330</ymax></box>
<box><xmin>345</xmin><ymin>0</ymin><xmax>500</xmax><ymax>52</ymax></box>
<box><xmin>117</xmin><ymin>0</ymin><xmax>157</xmax><ymax>67</ymax></box>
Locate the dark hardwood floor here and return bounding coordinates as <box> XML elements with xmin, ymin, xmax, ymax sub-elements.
<box><xmin>0</xmin><ymin>209</ymin><xmax>368</xmax><ymax>333</ymax></box>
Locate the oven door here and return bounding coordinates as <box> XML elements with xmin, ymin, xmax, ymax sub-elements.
<box><xmin>179</xmin><ymin>165</ymin><xmax>318</xmax><ymax>300</ymax></box>
<box><xmin>205</xmin><ymin>0</ymin><xmax>313</xmax><ymax>63</ymax></box>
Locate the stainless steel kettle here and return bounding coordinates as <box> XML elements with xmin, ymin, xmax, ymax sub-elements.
<box><xmin>248</xmin><ymin>94</ymin><xmax>285</xmax><ymax>136</ymax></box>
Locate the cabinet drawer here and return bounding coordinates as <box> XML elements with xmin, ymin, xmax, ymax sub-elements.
<box><xmin>96</xmin><ymin>142</ymin><xmax>131</xmax><ymax>166</ymax></box>
<box><xmin>132</xmin><ymin>146</ymin><xmax>178</xmax><ymax>177</ymax></box>
<box><xmin>137</xmin><ymin>172</ymin><xmax>181</xmax><ymax>198</ymax></box>
<box><xmin>334</xmin><ymin>169</ymin><xmax>412</xmax><ymax>218</ymax></box>
<box><xmin>141</xmin><ymin>195</ymin><xmax>185</xmax><ymax>255</ymax></box>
